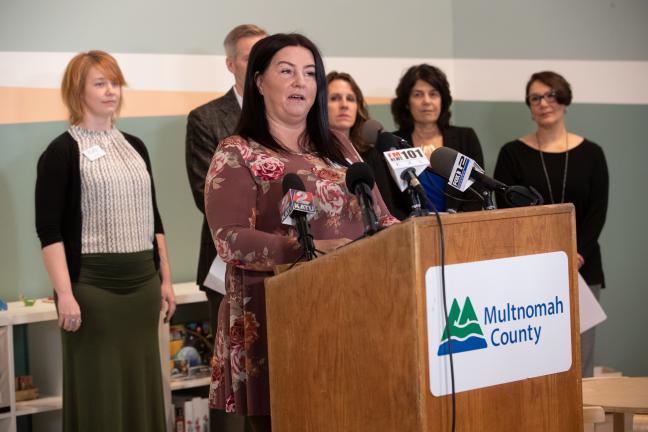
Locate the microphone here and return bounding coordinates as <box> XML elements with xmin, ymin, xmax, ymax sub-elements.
<box><xmin>429</xmin><ymin>147</ymin><xmax>543</xmax><ymax>209</ymax></box>
<box><xmin>345</xmin><ymin>162</ymin><xmax>380</xmax><ymax>236</ymax></box>
<box><xmin>280</xmin><ymin>174</ymin><xmax>317</xmax><ymax>260</ymax></box>
<box><xmin>429</xmin><ymin>147</ymin><xmax>506</xmax><ymax>193</ymax></box>
<box><xmin>382</xmin><ymin>147</ymin><xmax>429</xmax><ymax>192</ymax></box>
<box><xmin>361</xmin><ymin>120</ymin><xmax>431</xmax><ymax>215</ymax></box>
<box><xmin>504</xmin><ymin>185</ymin><xmax>544</xmax><ymax>207</ymax></box>
<box><xmin>360</xmin><ymin>119</ymin><xmax>383</xmax><ymax>146</ymax></box>
<box><xmin>382</xmin><ymin>147</ymin><xmax>434</xmax><ymax>215</ymax></box>
<box><xmin>361</xmin><ymin>119</ymin><xmax>409</xmax><ymax>152</ymax></box>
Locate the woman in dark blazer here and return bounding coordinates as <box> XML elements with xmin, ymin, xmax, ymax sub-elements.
<box><xmin>364</xmin><ymin>64</ymin><xmax>484</xmax><ymax>220</ymax></box>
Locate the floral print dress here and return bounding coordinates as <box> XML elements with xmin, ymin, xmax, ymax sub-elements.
<box><xmin>205</xmin><ymin>135</ymin><xmax>397</xmax><ymax>415</ymax></box>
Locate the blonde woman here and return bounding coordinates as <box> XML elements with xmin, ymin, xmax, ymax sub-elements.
<box><xmin>35</xmin><ymin>50</ymin><xmax>175</xmax><ymax>431</ymax></box>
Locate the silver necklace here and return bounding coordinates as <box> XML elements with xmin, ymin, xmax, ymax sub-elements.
<box><xmin>536</xmin><ymin>132</ymin><xmax>569</xmax><ymax>204</ymax></box>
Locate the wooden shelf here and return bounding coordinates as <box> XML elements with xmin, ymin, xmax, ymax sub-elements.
<box><xmin>173</xmin><ymin>283</ymin><xmax>207</xmax><ymax>305</ymax></box>
<box><xmin>15</xmin><ymin>396</ymin><xmax>62</xmax><ymax>416</ymax></box>
<box><xmin>0</xmin><ymin>301</ymin><xmax>57</xmax><ymax>326</ymax></box>
<box><xmin>0</xmin><ymin>282</ymin><xmax>204</xmax><ymax>327</ymax></box>
<box><xmin>170</xmin><ymin>376</ymin><xmax>210</xmax><ymax>391</ymax></box>
<box><xmin>1</xmin><ymin>282</ymin><xmax>206</xmax><ymax>432</ymax></box>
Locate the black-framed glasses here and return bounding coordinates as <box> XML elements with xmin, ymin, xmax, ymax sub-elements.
<box><xmin>528</xmin><ymin>91</ymin><xmax>557</xmax><ymax>106</ymax></box>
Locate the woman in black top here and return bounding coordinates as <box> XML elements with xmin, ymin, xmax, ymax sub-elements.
<box><xmin>35</xmin><ymin>51</ymin><xmax>176</xmax><ymax>431</ymax></box>
<box><xmin>494</xmin><ymin>71</ymin><xmax>609</xmax><ymax>377</ymax></box>
<box><xmin>363</xmin><ymin>64</ymin><xmax>484</xmax><ymax>220</ymax></box>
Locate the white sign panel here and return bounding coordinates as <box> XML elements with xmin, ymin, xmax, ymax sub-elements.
<box><xmin>426</xmin><ymin>252</ymin><xmax>572</xmax><ymax>397</ymax></box>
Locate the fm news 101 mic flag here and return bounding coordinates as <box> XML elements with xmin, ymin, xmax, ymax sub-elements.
<box><xmin>382</xmin><ymin>147</ymin><xmax>430</xmax><ymax>192</ymax></box>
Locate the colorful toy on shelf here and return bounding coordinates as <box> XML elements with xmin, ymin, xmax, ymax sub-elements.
<box><xmin>169</xmin><ymin>321</ymin><xmax>213</xmax><ymax>381</ymax></box>
<box><xmin>19</xmin><ymin>294</ymin><xmax>36</xmax><ymax>307</ymax></box>
<box><xmin>15</xmin><ymin>375</ymin><xmax>39</xmax><ymax>402</ymax></box>
<box><xmin>0</xmin><ymin>298</ymin><xmax>7</xmax><ymax>311</ymax></box>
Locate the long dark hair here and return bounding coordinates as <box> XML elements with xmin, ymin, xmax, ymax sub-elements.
<box><xmin>237</xmin><ymin>33</ymin><xmax>349</xmax><ymax>166</ymax></box>
<box><xmin>391</xmin><ymin>64</ymin><xmax>453</xmax><ymax>134</ymax></box>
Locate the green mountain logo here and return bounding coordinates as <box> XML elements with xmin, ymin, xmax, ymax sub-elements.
<box><xmin>437</xmin><ymin>297</ymin><xmax>488</xmax><ymax>355</ymax></box>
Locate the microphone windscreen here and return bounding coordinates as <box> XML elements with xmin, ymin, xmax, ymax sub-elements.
<box><xmin>345</xmin><ymin>162</ymin><xmax>375</xmax><ymax>193</ymax></box>
<box><xmin>375</xmin><ymin>132</ymin><xmax>408</xmax><ymax>152</ymax></box>
<box><xmin>360</xmin><ymin>119</ymin><xmax>384</xmax><ymax>146</ymax></box>
<box><xmin>505</xmin><ymin>185</ymin><xmax>544</xmax><ymax>207</ymax></box>
<box><xmin>282</xmin><ymin>173</ymin><xmax>305</xmax><ymax>195</ymax></box>
<box><xmin>429</xmin><ymin>147</ymin><xmax>460</xmax><ymax>180</ymax></box>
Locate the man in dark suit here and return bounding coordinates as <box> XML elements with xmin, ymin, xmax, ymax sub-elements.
<box><xmin>185</xmin><ymin>23</ymin><xmax>267</xmax><ymax>432</ymax></box>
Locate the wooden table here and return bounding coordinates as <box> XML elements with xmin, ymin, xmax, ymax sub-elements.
<box><xmin>582</xmin><ymin>377</ymin><xmax>648</xmax><ymax>432</ymax></box>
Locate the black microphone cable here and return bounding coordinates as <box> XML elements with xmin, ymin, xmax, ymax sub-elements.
<box><xmin>427</xmin><ymin>198</ymin><xmax>457</xmax><ymax>432</ymax></box>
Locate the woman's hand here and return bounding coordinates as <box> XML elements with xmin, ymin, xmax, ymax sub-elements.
<box><xmin>577</xmin><ymin>253</ymin><xmax>585</xmax><ymax>269</ymax></box>
<box><xmin>57</xmin><ymin>292</ymin><xmax>82</xmax><ymax>332</ymax></box>
<box><xmin>161</xmin><ymin>280</ymin><xmax>176</xmax><ymax>323</ymax></box>
<box><xmin>314</xmin><ymin>238</ymin><xmax>352</xmax><ymax>254</ymax></box>
<box><xmin>155</xmin><ymin>234</ymin><xmax>176</xmax><ymax>322</ymax></box>
<box><xmin>41</xmin><ymin>243</ymin><xmax>81</xmax><ymax>332</ymax></box>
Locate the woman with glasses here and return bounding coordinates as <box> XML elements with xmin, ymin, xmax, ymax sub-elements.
<box><xmin>494</xmin><ymin>70</ymin><xmax>609</xmax><ymax>378</ymax></box>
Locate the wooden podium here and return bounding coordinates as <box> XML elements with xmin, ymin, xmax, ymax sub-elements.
<box><xmin>265</xmin><ymin>205</ymin><xmax>582</xmax><ymax>431</ymax></box>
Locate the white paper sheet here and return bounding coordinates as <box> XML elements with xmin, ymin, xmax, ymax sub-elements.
<box><xmin>202</xmin><ymin>256</ymin><xmax>226</xmax><ymax>295</ymax></box>
<box><xmin>578</xmin><ymin>273</ymin><xmax>607</xmax><ymax>333</ymax></box>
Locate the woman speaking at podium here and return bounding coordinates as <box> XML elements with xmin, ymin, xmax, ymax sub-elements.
<box><xmin>204</xmin><ymin>33</ymin><xmax>396</xmax><ymax>431</ymax></box>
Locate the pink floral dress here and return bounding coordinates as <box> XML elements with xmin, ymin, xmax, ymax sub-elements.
<box><xmin>205</xmin><ymin>135</ymin><xmax>397</xmax><ymax>415</ymax></box>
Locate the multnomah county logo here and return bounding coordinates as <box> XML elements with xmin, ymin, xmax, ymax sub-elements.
<box><xmin>437</xmin><ymin>297</ymin><xmax>488</xmax><ymax>356</ymax></box>
<box><xmin>426</xmin><ymin>253</ymin><xmax>572</xmax><ymax>396</ymax></box>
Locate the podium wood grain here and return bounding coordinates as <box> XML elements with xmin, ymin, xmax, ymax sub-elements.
<box><xmin>265</xmin><ymin>204</ymin><xmax>582</xmax><ymax>431</ymax></box>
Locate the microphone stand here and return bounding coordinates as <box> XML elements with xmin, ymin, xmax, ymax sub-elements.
<box><xmin>295</xmin><ymin>215</ymin><xmax>317</xmax><ymax>261</ymax></box>
<box><xmin>479</xmin><ymin>188</ymin><xmax>496</xmax><ymax>210</ymax></box>
<box><xmin>406</xmin><ymin>187</ymin><xmax>430</xmax><ymax>217</ymax></box>
<box><xmin>466</xmin><ymin>184</ymin><xmax>496</xmax><ymax>210</ymax></box>
<box><xmin>401</xmin><ymin>168</ymin><xmax>433</xmax><ymax>217</ymax></box>
<box><xmin>354</xmin><ymin>182</ymin><xmax>380</xmax><ymax>236</ymax></box>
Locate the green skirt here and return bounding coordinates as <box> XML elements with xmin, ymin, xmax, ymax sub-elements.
<box><xmin>61</xmin><ymin>251</ymin><xmax>165</xmax><ymax>432</ymax></box>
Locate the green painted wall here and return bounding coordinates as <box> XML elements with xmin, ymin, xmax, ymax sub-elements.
<box><xmin>1</xmin><ymin>0</ymin><xmax>647</xmax><ymax>377</ymax></box>
<box><xmin>0</xmin><ymin>0</ymin><xmax>454</xmax><ymax>57</ymax></box>
<box><xmin>452</xmin><ymin>0</ymin><xmax>648</xmax><ymax>60</ymax></box>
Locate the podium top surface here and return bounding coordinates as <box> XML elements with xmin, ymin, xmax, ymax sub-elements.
<box><xmin>412</xmin><ymin>203</ymin><xmax>574</xmax><ymax>226</ymax></box>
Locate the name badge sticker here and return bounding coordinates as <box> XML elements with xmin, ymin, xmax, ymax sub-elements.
<box><xmin>82</xmin><ymin>145</ymin><xmax>106</xmax><ymax>161</ymax></box>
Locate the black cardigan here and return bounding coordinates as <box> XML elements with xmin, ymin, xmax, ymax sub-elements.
<box><xmin>494</xmin><ymin>139</ymin><xmax>608</xmax><ymax>287</ymax></box>
<box><xmin>362</xmin><ymin>125</ymin><xmax>485</xmax><ymax>220</ymax></box>
<box><xmin>35</xmin><ymin>131</ymin><xmax>164</xmax><ymax>282</ymax></box>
